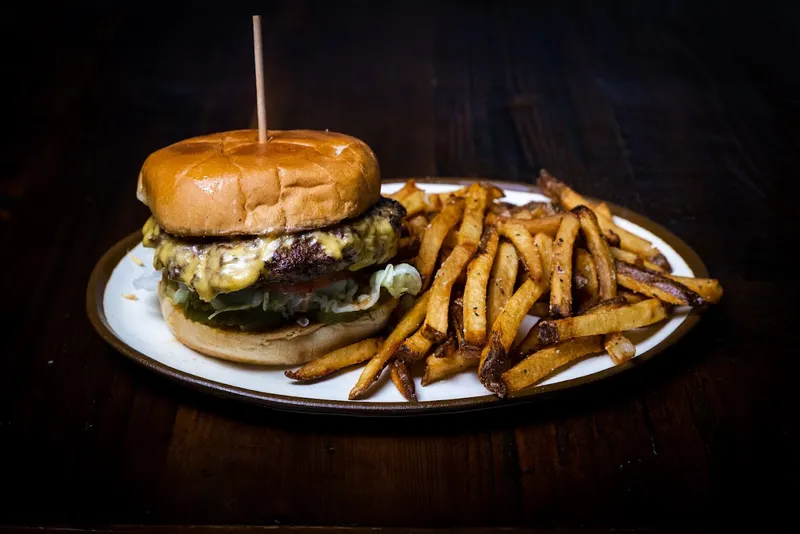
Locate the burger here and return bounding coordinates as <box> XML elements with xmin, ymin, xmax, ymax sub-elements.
<box><xmin>136</xmin><ymin>129</ymin><xmax>421</xmax><ymax>365</ymax></box>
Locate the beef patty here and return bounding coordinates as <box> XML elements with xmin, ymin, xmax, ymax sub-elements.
<box><xmin>143</xmin><ymin>198</ymin><xmax>405</xmax><ymax>301</ymax></box>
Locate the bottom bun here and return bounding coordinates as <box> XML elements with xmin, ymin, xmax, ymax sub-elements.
<box><xmin>158</xmin><ymin>281</ymin><xmax>396</xmax><ymax>366</ymax></box>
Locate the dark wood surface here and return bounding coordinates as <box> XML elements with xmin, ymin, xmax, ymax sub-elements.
<box><xmin>1</xmin><ymin>1</ymin><xmax>797</xmax><ymax>531</ymax></box>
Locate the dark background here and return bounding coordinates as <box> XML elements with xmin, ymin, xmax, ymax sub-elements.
<box><xmin>1</xmin><ymin>0</ymin><xmax>798</xmax><ymax>531</ymax></box>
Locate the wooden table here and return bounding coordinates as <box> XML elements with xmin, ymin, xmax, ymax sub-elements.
<box><xmin>2</xmin><ymin>2</ymin><xmax>795</xmax><ymax>532</ymax></box>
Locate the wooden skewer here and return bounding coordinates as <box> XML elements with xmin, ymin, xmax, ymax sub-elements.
<box><xmin>252</xmin><ymin>15</ymin><xmax>267</xmax><ymax>143</ymax></box>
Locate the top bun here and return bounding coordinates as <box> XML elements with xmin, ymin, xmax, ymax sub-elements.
<box><xmin>136</xmin><ymin>129</ymin><xmax>381</xmax><ymax>236</ymax></box>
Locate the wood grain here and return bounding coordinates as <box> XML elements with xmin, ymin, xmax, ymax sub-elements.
<box><xmin>1</xmin><ymin>1</ymin><xmax>796</xmax><ymax>530</ymax></box>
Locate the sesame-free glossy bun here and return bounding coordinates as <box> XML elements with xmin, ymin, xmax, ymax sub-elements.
<box><xmin>137</xmin><ymin>129</ymin><xmax>381</xmax><ymax>236</ymax></box>
<box><xmin>158</xmin><ymin>281</ymin><xmax>395</xmax><ymax>366</ymax></box>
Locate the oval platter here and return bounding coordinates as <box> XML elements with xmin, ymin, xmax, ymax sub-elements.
<box><xmin>87</xmin><ymin>178</ymin><xmax>709</xmax><ymax>416</ymax></box>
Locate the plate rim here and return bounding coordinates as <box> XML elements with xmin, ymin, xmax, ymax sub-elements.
<box><xmin>86</xmin><ymin>178</ymin><xmax>708</xmax><ymax>416</ymax></box>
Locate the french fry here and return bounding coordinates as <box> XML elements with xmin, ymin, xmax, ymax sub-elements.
<box><xmin>619</xmin><ymin>289</ymin><xmax>646</xmax><ymax>305</ymax></box>
<box><xmin>285</xmin><ymin>337</ymin><xmax>383</xmax><ymax>381</ymax></box>
<box><xmin>499</xmin><ymin>223</ymin><xmax>543</xmax><ymax>283</ymax></box>
<box><xmin>494</xmin><ymin>214</ymin><xmax>564</xmax><ymax>237</ymax></box>
<box><xmin>489</xmin><ymin>202</ymin><xmax>515</xmax><ymax>218</ymax></box>
<box><xmin>349</xmin><ymin>292</ymin><xmax>431</xmax><ymax>400</ymax></box>
<box><xmin>427</xmin><ymin>183</ymin><xmax>504</xmax><ymax>210</ymax></box>
<box><xmin>464</xmin><ymin>227</ymin><xmax>500</xmax><ymax>349</ymax></box>
<box><xmin>423</xmin><ymin>244</ymin><xmax>476</xmax><ymax>341</ymax></box>
<box><xmin>457</xmin><ymin>184</ymin><xmax>489</xmax><ymax>248</ymax></box>
<box><xmin>549</xmin><ymin>212</ymin><xmax>581</xmax><ymax>318</ymax></box>
<box><xmin>422</xmin><ymin>341</ymin><xmax>477</xmax><ymax>385</ymax></box>
<box><xmin>538</xmin><ymin>169</ymin><xmax>669</xmax><ymax>269</ymax></box>
<box><xmin>662</xmin><ymin>274</ymin><xmax>723</xmax><ymax>304</ymax></box>
<box><xmin>535</xmin><ymin>298</ymin><xmax>667</xmax><ymax>346</ymax></box>
<box><xmin>594</xmin><ymin>201</ymin><xmax>613</xmax><ymax>220</ymax></box>
<box><xmin>502</xmin><ymin>336</ymin><xmax>604</xmax><ymax>392</ymax></box>
<box><xmin>517</xmin><ymin>296</ymin><xmax>626</xmax><ymax>358</ymax></box>
<box><xmin>390</xmin><ymin>359</ymin><xmax>417</xmax><ymax>401</ymax></box>
<box><xmin>604</xmin><ymin>332</ymin><xmax>636</xmax><ymax>364</ymax></box>
<box><xmin>478</xmin><ymin>278</ymin><xmax>546</xmax><ymax>396</ymax></box>
<box><xmin>395</xmin><ymin>326</ymin><xmax>436</xmax><ymax>362</ymax></box>
<box><xmin>533</xmin><ymin>233</ymin><xmax>554</xmax><ymax>288</ymax></box>
<box><xmin>486</xmin><ymin>242</ymin><xmax>519</xmax><ymax>330</ymax></box>
<box><xmin>616</xmin><ymin>261</ymin><xmax>705</xmax><ymax>307</ymax></box>
<box><xmin>573</xmin><ymin>248</ymin><xmax>600</xmax><ymax>313</ymax></box>
<box><xmin>573</xmin><ymin>205</ymin><xmax>617</xmax><ymax>300</ymax></box>
<box><xmin>602</xmin><ymin>220</ymin><xmax>671</xmax><ymax>271</ymax></box>
<box><xmin>415</xmin><ymin>199</ymin><xmax>465</xmax><ymax>290</ymax></box>
<box><xmin>405</xmin><ymin>214</ymin><xmax>429</xmax><ymax>240</ymax></box>
<box><xmin>538</xmin><ymin>169</ymin><xmax>599</xmax><ymax>213</ymax></box>
<box><xmin>581</xmin><ymin>296</ymin><xmax>628</xmax><ymax>314</ymax></box>
<box><xmin>610</xmin><ymin>246</ymin><xmax>666</xmax><ymax>273</ymax></box>
<box><xmin>399</xmin><ymin>189</ymin><xmax>427</xmax><ymax>217</ymax></box>
<box><xmin>449</xmin><ymin>295</ymin><xmax>467</xmax><ymax>349</ymax></box>
<box><xmin>388</xmin><ymin>180</ymin><xmax>420</xmax><ymax>202</ymax></box>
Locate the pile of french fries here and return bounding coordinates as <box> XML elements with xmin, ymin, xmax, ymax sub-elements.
<box><xmin>285</xmin><ymin>171</ymin><xmax>723</xmax><ymax>401</ymax></box>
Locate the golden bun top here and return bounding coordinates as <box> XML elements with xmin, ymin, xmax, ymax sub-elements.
<box><xmin>136</xmin><ymin>129</ymin><xmax>381</xmax><ymax>236</ymax></box>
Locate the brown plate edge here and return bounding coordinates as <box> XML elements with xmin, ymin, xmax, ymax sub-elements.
<box><xmin>86</xmin><ymin>178</ymin><xmax>709</xmax><ymax>416</ymax></box>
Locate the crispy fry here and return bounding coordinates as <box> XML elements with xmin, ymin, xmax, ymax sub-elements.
<box><xmin>395</xmin><ymin>326</ymin><xmax>436</xmax><ymax>363</ymax></box>
<box><xmin>285</xmin><ymin>337</ymin><xmax>383</xmax><ymax>381</ymax></box>
<box><xmin>464</xmin><ymin>227</ymin><xmax>500</xmax><ymax>349</ymax></box>
<box><xmin>405</xmin><ymin>214</ymin><xmax>429</xmax><ymax>239</ymax></box>
<box><xmin>662</xmin><ymin>274</ymin><xmax>723</xmax><ymax>304</ymax></box>
<box><xmin>517</xmin><ymin>296</ymin><xmax>626</xmax><ymax>358</ymax></box>
<box><xmin>549</xmin><ymin>212</ymin><xmax>581</xmax><ymax>318</ymax></box>
<box><xmin>349</xmin><ymin>292</ymin><xmax>431</xmax><ymax>400</ymax></box>
<box><xmin>573</xmin><ymin>248</ymin><xmax>599</xmax><ymax>313</ymax></box>
<box><xmin>415</xmin><ymin>199</ymin><xmax>465</xmax><ymax>290</ymax></box>
<box><xmin>535</xmin><ymin>298</ymin><xmax>667</xmax><ymax>346</ymax></box>
<box><xmin>538</xmin><ymin>169</ymin><xmax>668</xmax><ymax>269</ymax></box>
<box><xmin>502</xmin><ymin>336</ymin><xmax>604</xmax><ymax>392</ymax></box>
<box><xmin>457</xmin><ymin>184</ymin><xmax>489</xmax><ymax>248</ymax></box>
<box><xmin>598</xmin><ymin>217</ymin><xmax>670</xmax><ymax>270</ymax></box>
<box><xmin>573</xmin><ymin>205</ymin><xmax>617</xmax><ymax>300</ymax></box>
<box><xmin>494</xmin><ymin>214</ymin><xmax>564</xmax><ymax>237</ymax></box>
<box><xmin>449</xmin><ymin>295</ymin><xmax>467</xmax><ymax>350</ymax></box>
<box><xmin>487</xmin><ymin>242</ymin><xmax>519</xmax><ymax>330</ymax></box>
<box><xmin>538</xmin><ymin>169</ymin><xmax>595</xmax><ymax>212</ymax></box>
<box><xmin>581</xmin><ymin>296</ymin><xmax>628</xmax><ymax>314</ymax></box>
<box><xmin>388</xmin><ymin>180</ymin><xmax>421</xmax><ymax>202</ymax></box>
<box><xmin>427</xmin><ymin>183</ymin><xmax>503</xmax><ymax>209</ymax></box>
<box><xmin>478</xmin><ymin>279</ymin><xmax>546</xmax><ymax>396</ymax></box>
<box><xmin>619</xmin><ymin>289</ymin><xmax>647</xmax><ymax>305</ymax></box>
<box><xmin>423</xmin><ymin>244</ymin><xmax>476</xmax><ymax>341</ymax></box>
<box><xmin>398</xmin><ymin>189</ymin><xmax>427</xmax><ymax>217</ymax></box>
<box><xmin>609</xmin><ymin>246</ymin><xmax>666</xmax><ymax>272</ymax></box>
<box><xmin>616</xmin><ymin>261</ymin><xmax>705</xmax><ymax>307</ymax></box>
<box><xmin>499</xmin><ymin>223</ymin><xmax>543</xmax><ymax>283</ymax></box>
<box><xmin>533</xmin><ymin>233</ymin><xmax>554</xmax><ymax>287</ymax></box>
<box><xmin>422</xmin><ymin>342</ymin><xmax>477</xmax><ymax>385</ymax></box>
<box><xmin>390</xmin><ymin>359</ymin><xmax>417</xmax><ymax>401</ymax></box>
<box><xmin>595</xmin><ymin>201</ymin><xmax>613</xmax><ymax>220</ymax></box>
<box><xmin>604</xmin><ymin>332</ymin><xmax>635</xmax><ymax>364</ymax></box>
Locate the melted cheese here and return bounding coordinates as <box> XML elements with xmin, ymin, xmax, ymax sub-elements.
<box><xmin>141</xmin><ymin>211</ymin><xmax>399</xmax><ymax>302</ymax></box>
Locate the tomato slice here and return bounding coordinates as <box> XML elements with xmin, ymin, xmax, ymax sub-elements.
<box><xmin>263</xmin><ymin>271</ymin><xmax>352</xmax><ymax>293</ymax></box>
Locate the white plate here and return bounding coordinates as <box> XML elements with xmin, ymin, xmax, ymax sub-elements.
<box><xmin>88</xmin><ymin>180</ymin><xmax>706</xmax><ymax>414</ymax></box>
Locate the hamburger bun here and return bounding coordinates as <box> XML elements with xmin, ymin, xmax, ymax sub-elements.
<box><xmin>158</xmin><ymin>280</ymin><xmax>395</xmax><ymax>365</ymax></box>
<box><xmin>137</xmin><ymin>129</ymin><xmax>380</xmax><ymax>236</ymax></box>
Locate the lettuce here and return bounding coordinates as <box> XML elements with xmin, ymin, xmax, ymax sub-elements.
<box><xmin>188</xmin><ymin>263</ymin><xmax>422</xmax><ymax>320</ymax></box>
